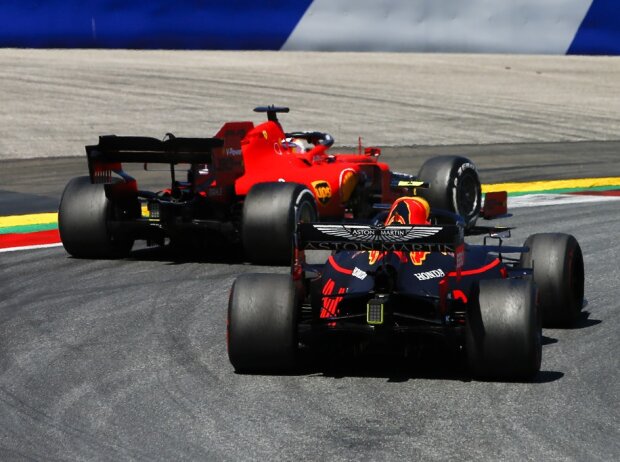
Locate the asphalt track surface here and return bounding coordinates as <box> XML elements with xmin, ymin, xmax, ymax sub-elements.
<box><xmin>1</xmin><ymin>146</ymin><xmax>619</xmax><ymax>461</ymax></box>
<box><xmin>1</xmin><ymin>51</ymin><xmax>619</xmax><ymax>461</ymax></box>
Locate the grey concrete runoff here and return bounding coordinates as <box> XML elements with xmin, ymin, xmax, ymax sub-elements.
<box><xmin>1</xmin><ymin>49</ymin><xmax>620</xmax><ymax>160</ymax></box>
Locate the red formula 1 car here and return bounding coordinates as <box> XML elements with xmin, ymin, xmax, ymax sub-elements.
<box><xmin>227</xmin><ymin>196</ymin><xmax>585</xmax><ymax>380</ymax></box>
<box><xmin>59</xmin><ymin>106</ymin><xmax>482</xmax><ymax>264</ymax></box>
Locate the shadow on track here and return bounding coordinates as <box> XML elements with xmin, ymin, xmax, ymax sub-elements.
<box><xmin>569</xmin><ymin>309</ymin><xmax>601</xmax><ymax>330</ymax></box>
<box><xmin>275</xmin><ymin>346</ymin><xmax>566</xmax><ymax>384</ymax></box>
<box><xmin>125</xmin><ymin>242</ymin><xmax>246</xmax><ymax>265</ymax></box>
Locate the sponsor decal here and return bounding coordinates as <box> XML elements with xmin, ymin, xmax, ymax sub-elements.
<box><xmin>311</xmin><ymin>180</ymin><xmax>332</xmax><ymax>205</ymax></box>
<box><xmin>225</xmin><ymin>147</ymin><xmax>242</xmax><ymax>156</ymax></box>
<box><xmin>352</xmin><ymin>267</ymin><xmax>367</xmax><ymax>280</ymax></box>
<box><xmin>410</xmin><ymin>251</ymin><xmax>430</xmax><ymax>265</ymax></box>
<box><xmin>454</xmin><ymin>162</ymin><xmax>477</xmax><ymax>189</ymax></box>
<box><xmin>414</xmin><ymin>268</ymin><xmax>445</xmax><ymax>281</ymax></box>
<box><xmin>313</xmin><ymin>224</ymin><xmax>442</xmax><ymax>242</ymax></box>
<box><xmin>306</xmin><ymin>241</ymin><xmax>455</xmax><ymax>253</ymax></box>
<box><xmin>262</xmin><ymin>130</ymin><xmax>268</xmax><ymax>140</ymax></box>
<box><xmin>207</xmin><ymin>187</ymin><xmax>223</xmax><ymax>197</ymax></box>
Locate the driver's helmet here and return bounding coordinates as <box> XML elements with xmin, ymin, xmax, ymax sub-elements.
<box><xmin>385</xmin><ymin>196</ymin><xmax>430</xmax><ymax>225</ymax></box>
<box><xmin>282</xmin><ymin>137</ymin><xmax>305</xmax><ymax>153</ymax></box>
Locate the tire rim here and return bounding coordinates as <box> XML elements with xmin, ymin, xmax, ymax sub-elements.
<box><xmin>297</xmin><ymin>200</ymin><xmax>316</xmax><ymax>223</ymax></box>
<box><xmin>455</xmin><ymin>171</ymin><xmax>480</xmax><ymax>219</ymax></box>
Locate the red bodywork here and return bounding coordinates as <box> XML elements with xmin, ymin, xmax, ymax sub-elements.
<box><xmin>205</xmin><ymin>119</ymin><xmax>399</xmax><ymax>219</ymax></box>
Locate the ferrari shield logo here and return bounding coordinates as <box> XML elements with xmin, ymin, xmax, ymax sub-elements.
<box><xmin>311</xmin><ymin>180</ymin><xmax>332</xmax><ymax>205</ymax></box>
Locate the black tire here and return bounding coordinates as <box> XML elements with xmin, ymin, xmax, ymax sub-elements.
<box><xmin>58</xmin><ymin>176</ymin><xmax>134</xmax><ymax>258</ymax></box>
<box><xmin>242</xmin><ymin>182</ymin><xmax>317</xmax><ymax>265</ymax></box>
<box><xmin>466</xmin><ymin>279</ymin><xmax>541</xmax><ymax>381</ymax></box>
<box><xmin>520</xmin><ymin>233</ymin><xmax>584</xmax><ymax>327</ymax></box>
<box><xmin>227</xmin><ymin>273</ymin><xmax>298</xmax><ymax>373</ymax></box>
<box><xmin>417</xmin><ymin>156</ymin><xmax>481</xmax><ymax>229</ymax></box>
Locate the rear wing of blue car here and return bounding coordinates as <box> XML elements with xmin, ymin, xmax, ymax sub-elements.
<box><xmin>297</xmin><ymin>222</ymin><xmax>464</xmax><ymax>254</ymax></box>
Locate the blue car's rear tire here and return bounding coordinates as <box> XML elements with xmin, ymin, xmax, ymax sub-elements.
<box><xmin>466</xmin><ymin>279</ymin><xmax>541</xmax><ymax>381</ymax></box>
<box><xmin>520</xmin><ymin>233</ymin><xmax>584</xmax><ymax>327</ymax></box>
<box><xmin>227</xmin><ymin>273</ymin><xmax>299</xmax><ymax>373</ymax></box>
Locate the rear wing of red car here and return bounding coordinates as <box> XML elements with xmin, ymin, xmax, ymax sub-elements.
<box><xmin>85</xmin><ymin>135</ymin><xmax>223</xmax><ymax>183</ymax></box>
<box><xmin>297</xmin><ymin>222</ymin><xmax>464</xmax><ymax>254</ymax></box>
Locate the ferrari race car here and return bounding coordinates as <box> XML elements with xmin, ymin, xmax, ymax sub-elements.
<box><xmin>58</xmin><ymin>106</ymin><xmax>483</xmax><ymax>264</ymax></box>
<box><xmin>227</xmin><ymin>196</ymin><xmax>585</xmax><ymax>380</ymax></box>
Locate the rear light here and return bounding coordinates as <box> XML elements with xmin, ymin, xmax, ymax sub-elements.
<box><xmin>367</xmin><ymin>298</ymin><xmax>384</xmax><ymax>325</ymax></box>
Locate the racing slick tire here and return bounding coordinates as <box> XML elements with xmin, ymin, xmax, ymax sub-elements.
<box><xmin>466</xmin><ymin>279</ymin><xmax>541</xmax><ymax>381</ymax></box>
<box><xmin>242</xmin><ymin>182</ymin><xmax>317</xmax><ymax>265</ymax></box>
<box><xmin>520</xmin><ymin>233</ymin><xmax>585</xmax><ymax>327</ymax></box>
<box><xmin>417</xmin><ymin>156</ymin><xmax>481</xmax><ymax>230</ymax></box>
<box><xmin>227</xmin><ymin>273</ymin><xmax>298</xmax><ymax>373</ymax></box>
<box><xmin>58</xmin><ymin>176</ymin><xmax>134</xmax><ymax>258</ymax></box>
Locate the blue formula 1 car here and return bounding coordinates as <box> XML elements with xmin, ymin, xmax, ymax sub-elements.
<box><xmin>227</xmin><ymin>195</ymin><xmax>584</xmax><ymax>381</ymax></box>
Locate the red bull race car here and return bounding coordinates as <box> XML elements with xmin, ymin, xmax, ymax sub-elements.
<box><xmin>227</xmin><ymin>196</ymin><xmax>585</xmax><ymax>380</ymax></box>
<box><xmin>58</xmin><ymin>107</ymin><xmax>484</xmax><ymax>264</ymax></box>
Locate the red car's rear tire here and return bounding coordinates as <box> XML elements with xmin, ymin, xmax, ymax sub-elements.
<box><xmin>242</xmin><ymin>182</ymin><xmax>317</xmax><ymax>265</ymax></box>
<box><xmin>58</xmin><ymin>176</ymin><xmax>134</xmax><ymax>259</ymax></box>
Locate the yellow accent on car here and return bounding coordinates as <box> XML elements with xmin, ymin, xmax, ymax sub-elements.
<box><xmin>397</xmin><ymin>180</ymin><xmax>426</xmax><ymax>188</ymax></box>
<box><xmin>339</xmin><ymin>170</ymin><xmax>358</xmax><ymax>203</ymax></box>
<box><xmin>311</xmin><ymin>180</ymin><xmax>332</xmax><ymax>206</ymax></box>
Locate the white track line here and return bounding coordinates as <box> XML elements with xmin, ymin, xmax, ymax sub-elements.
<box><xmin>507</xmin><ymin>193</ymin><xmax>620</xmax><ymax>209</ymax></box>
<box><xmin>0</xmin><ymin>243</ymin><xmax>63</xmax><ymax>253</ymax></box>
